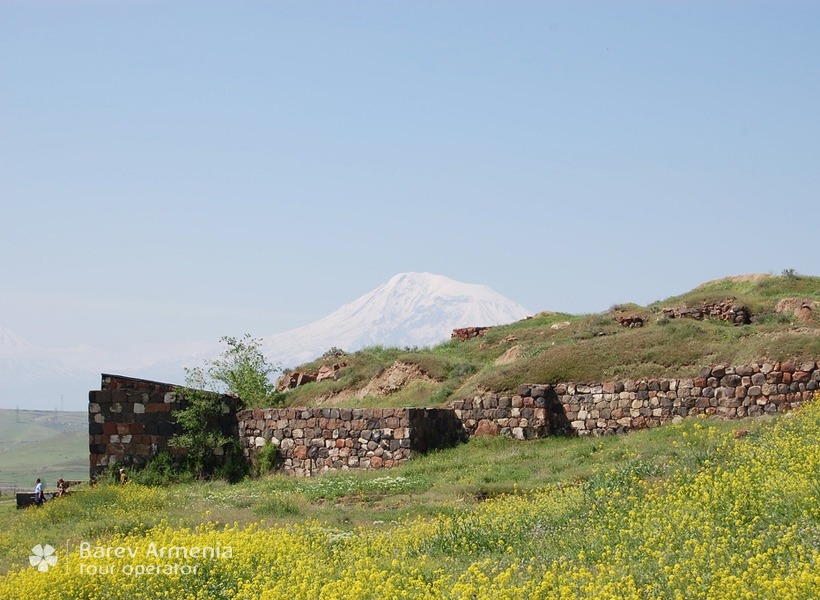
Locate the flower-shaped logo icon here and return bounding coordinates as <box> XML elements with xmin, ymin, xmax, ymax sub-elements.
<box><xmin>29</xmin><ymin>544</ymin><xmax>57</xmax><ymax>572</ymax></box>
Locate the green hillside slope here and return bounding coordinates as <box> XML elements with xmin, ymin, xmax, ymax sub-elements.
<box><xmin>0</xmin><ymin>409</ymin><xmax>87</xmax><ymax>489</ymax></box>
<box><xmin>280</xmin><ymin>273</ymin><xmax>820</xmax><ymax>408</ymax></box>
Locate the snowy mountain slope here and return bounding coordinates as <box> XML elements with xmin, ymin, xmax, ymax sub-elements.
<box><xmin>0</xmin><ymin>273</ymin><xmax>530</xmax><ymax>409</ymax></box>
<box><xmin>260</xmin><ymin>272</ymin><xmax>531</xmax><ymax>367</ymax></box>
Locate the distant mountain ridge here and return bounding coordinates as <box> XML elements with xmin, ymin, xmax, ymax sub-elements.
<box><xmin>0</xmin><ymin>273</ymin><xmax>530</xmax><ymax>410</ymax></box>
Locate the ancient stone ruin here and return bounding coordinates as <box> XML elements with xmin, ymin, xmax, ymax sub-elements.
<box><xmin>662</xmin><ymin>298</ymin><xmax>751</xmax><ymax>325</ymax></box>
<box><xmin>90</xmin><ymin>360</ymin><xmax>818</xmax><ymax>478</ymax></box>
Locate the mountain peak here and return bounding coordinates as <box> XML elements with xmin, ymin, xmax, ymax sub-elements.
<box><xmin>261</xmin><ymin>273</ymin><xmax>530</xmax><ymax>367</ymax></box>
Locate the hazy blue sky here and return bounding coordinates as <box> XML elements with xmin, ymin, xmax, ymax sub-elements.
<box><xmin>2</xmin><ymin>1</ymin><xmax>818</xmax><ymax>354</ymax></box>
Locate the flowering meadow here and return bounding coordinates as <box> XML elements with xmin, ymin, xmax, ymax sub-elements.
<box><xmin>1</xmin><ymin>396</ymin><xmax>818</xmax><ymax>599</ymax></box>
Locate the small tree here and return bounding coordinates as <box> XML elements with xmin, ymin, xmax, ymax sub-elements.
<box><xmin>169</xmin><ymin>334</ymin><xmax>282</xmax><ymax>479</ymax></box>
<box><xmin>205</xmin><ymin>334</ymin><xmax>281</xmax><ymax>406</ymax></box>
<box><xmin>169</xmin><ymin>384</ymin><xmax>233</xmax><ymax>478</ymax></box>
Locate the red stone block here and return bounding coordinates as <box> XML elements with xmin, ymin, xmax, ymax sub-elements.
<box><xmin>474</xmin><ymin>420</ymin><xmax>499</xmax><ymax>436</ymax></box>
<box><xmin>793</xmin><ymin>371</ymin><xmax>810</xmax><ymax>383</ymax></box>
<box><xmin>103</xmin><ymin>421</ymin><xmax>118</xmax><ymax>435</ymax></box>
<box><xmin>146</xmin><ymin>403</ymin><xmax>170</xmax><ymax>413</ymax></box>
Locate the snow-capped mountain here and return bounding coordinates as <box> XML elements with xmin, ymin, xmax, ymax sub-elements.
<box><xmin>260</xmin><ymin>272</ymin><xmax>531</xmax><ymax>367</ymax></box>
<box><xmin>0</xmin><ymin>273</ymin><xmax>530</xmax><ymax>410</ymax></box>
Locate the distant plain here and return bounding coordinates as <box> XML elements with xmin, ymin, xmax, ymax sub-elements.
<box><xmin>0</xmin><ymin>409</ymin><xmax>87</xmax><ymax>491</ymax></box>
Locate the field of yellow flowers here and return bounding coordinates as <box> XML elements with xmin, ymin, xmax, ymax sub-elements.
<box><xmin>1</xmin><ymin>396</ymin><xmax>818</xmax><ymax>599</ymax></box>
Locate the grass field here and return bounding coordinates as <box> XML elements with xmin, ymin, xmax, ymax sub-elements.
<box><xmin>0</xmin><ymin>409</ymin><xmax>87</xmax><ymax>490</ymax></box>
<box><xmin>0</xmin><ymin>398</ymin><xmax>817</xmax><ymax>598</ymax></box>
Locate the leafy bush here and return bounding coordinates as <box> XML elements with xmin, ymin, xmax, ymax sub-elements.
<box><xmin>129</xmin><ymin>452</ymin><xmax>187</xmax><ymax>486</ymax></box>
<box><xmin>215</xmin><ymin>438</ymin><xmax>250</xmax><ymax>483</ymax></box>
<box><xmin>255</xmin><ymin>440</ymin><xmax>279</xmax><ymax>477</ymax></box>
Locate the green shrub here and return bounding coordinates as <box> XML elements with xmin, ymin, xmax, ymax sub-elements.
<box><xmin>255</xmin><ymin>440</ymin><xmax>278</xmax><ymax>477</ymax></box>
<box><xmin>215</xmin><ymin>439</ymin><xmax>250</xmax><ymax>483</ymax></box>
<box><xmin>130</xmin><ymin>452</ymin><xmax>187</xmax><ymax>486</ymax></box>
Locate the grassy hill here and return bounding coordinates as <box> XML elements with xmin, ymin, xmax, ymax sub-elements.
<box><xmin>0</xmin><ymin>409</ymin><xmax>87</xmax><ymax>490</ymax></box>
<box><xmin>279</xmin><ymin>273</ymin><xmax>820</xmax><ymax>408</ymax></box>
<box><xmin>0</xmin><ymin>274</ymin><xmax>817</xmax><ymax>597</ymax></box>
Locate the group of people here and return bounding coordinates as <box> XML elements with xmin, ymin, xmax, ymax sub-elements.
<box><xmin>32</xmin><ymin>477</ymin><xmax>69</xmax><ymax>506</ymax></box>
<box><xmin>32</xmin><ymin>468</ymin><xmax>126</xmax><ymax>507</ymax></box>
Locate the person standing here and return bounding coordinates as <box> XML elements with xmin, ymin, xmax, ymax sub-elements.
<box><xmin>34</xmin><ymin>478</ymin><xmax>45</xmax><ymax>506</ymax></box>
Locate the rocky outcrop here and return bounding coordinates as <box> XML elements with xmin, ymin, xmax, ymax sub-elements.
<box><xmin>451</xmin><ymin>327</ymin><xmax>491</xmax><ymax>341</ymax></box>
<box><xmin>276</xmin><ymin>371</ymin><xmax>317</xmax><ymax>391</ymax></box>
<box><xmin>775</xmin><ymin>298</ymin><xmax>818</xmax><ymax>323</ymax></box>
<box><xmin>356</xmin><ymin>361</ymin><xmax>436</xmax><ymax>398</ymax></box>
<box><xmin>277</xmin><ymin>363</ymin><xmax>347</xmax><ymax>390</ymax></box>
<box><xmin>615</xmin><ymin>315</ymin><xmax>644</xmax><ymax>328</ymax></box>
<box><xmin>316</xmin><ymin>363</ymin><xmax>346</xmax><ymax>382</ymax></box>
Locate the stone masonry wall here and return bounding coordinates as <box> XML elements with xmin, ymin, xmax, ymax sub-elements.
<box><xmin>90</xmin><ymin>361</ymin><xmax>818</xmax><ymax>479</ymax></box>
<box><xmin>89</xmin><ymin>374</ymin><xmax>237</xmax><ymax>479</ymax></box>
<box><xmin>454</xmin><ymin>360</ymin><xmax>819</xmax><ymax>438</ymax></box>
<box><xmin>237</xmin><ymin>407</ymin><xmax>465</xmax><ymax>477</ymax></box>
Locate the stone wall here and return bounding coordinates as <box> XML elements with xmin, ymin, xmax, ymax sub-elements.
<box><xmin>454</xmin><ymin>360</ymin><xmax>819</xmax><ymax>437</ymax></box>
<box><xmin>90</xmin><ymin>361</ymin><xmax>818</xmax><ymax>479</ymax></box>
<box><xmin>450</xmin><ymin>391</ymin><xmax>554</xmax><ymax>439</ymax></box>
<box><xmin>88</xmin><ymin>374</ymin><xmax>237</xmax><ymax>479</ymax></box>
<box><xmin>237</xmin><ymin>407</ymin><xmax>465</xmax><ymax>477</ymax></box>
<box><xmin>662</xmin><ymin>299</ymin><xmax>751</xmax><ymax>325</ymax></box>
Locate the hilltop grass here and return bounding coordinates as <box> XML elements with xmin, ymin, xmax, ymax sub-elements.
<box><xmin>280</xmin><ymin>274</ymin><xmax>819</xmax><ymax>407</ymax></box>
<box><xmin>0</xmin><ymin>399</ymin><xmax>817</xmax><ymax>598</ymax></box>
<box><xmin>653</xmin><ymin>272</ymin><xmax>820</xmax><ymax>316</ymax></box>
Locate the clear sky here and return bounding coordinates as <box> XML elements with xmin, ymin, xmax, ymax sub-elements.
<box><xmin>2</xmin><ymin>1</ymin><xmax>818</xmax><ymax>357</ymax></box>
